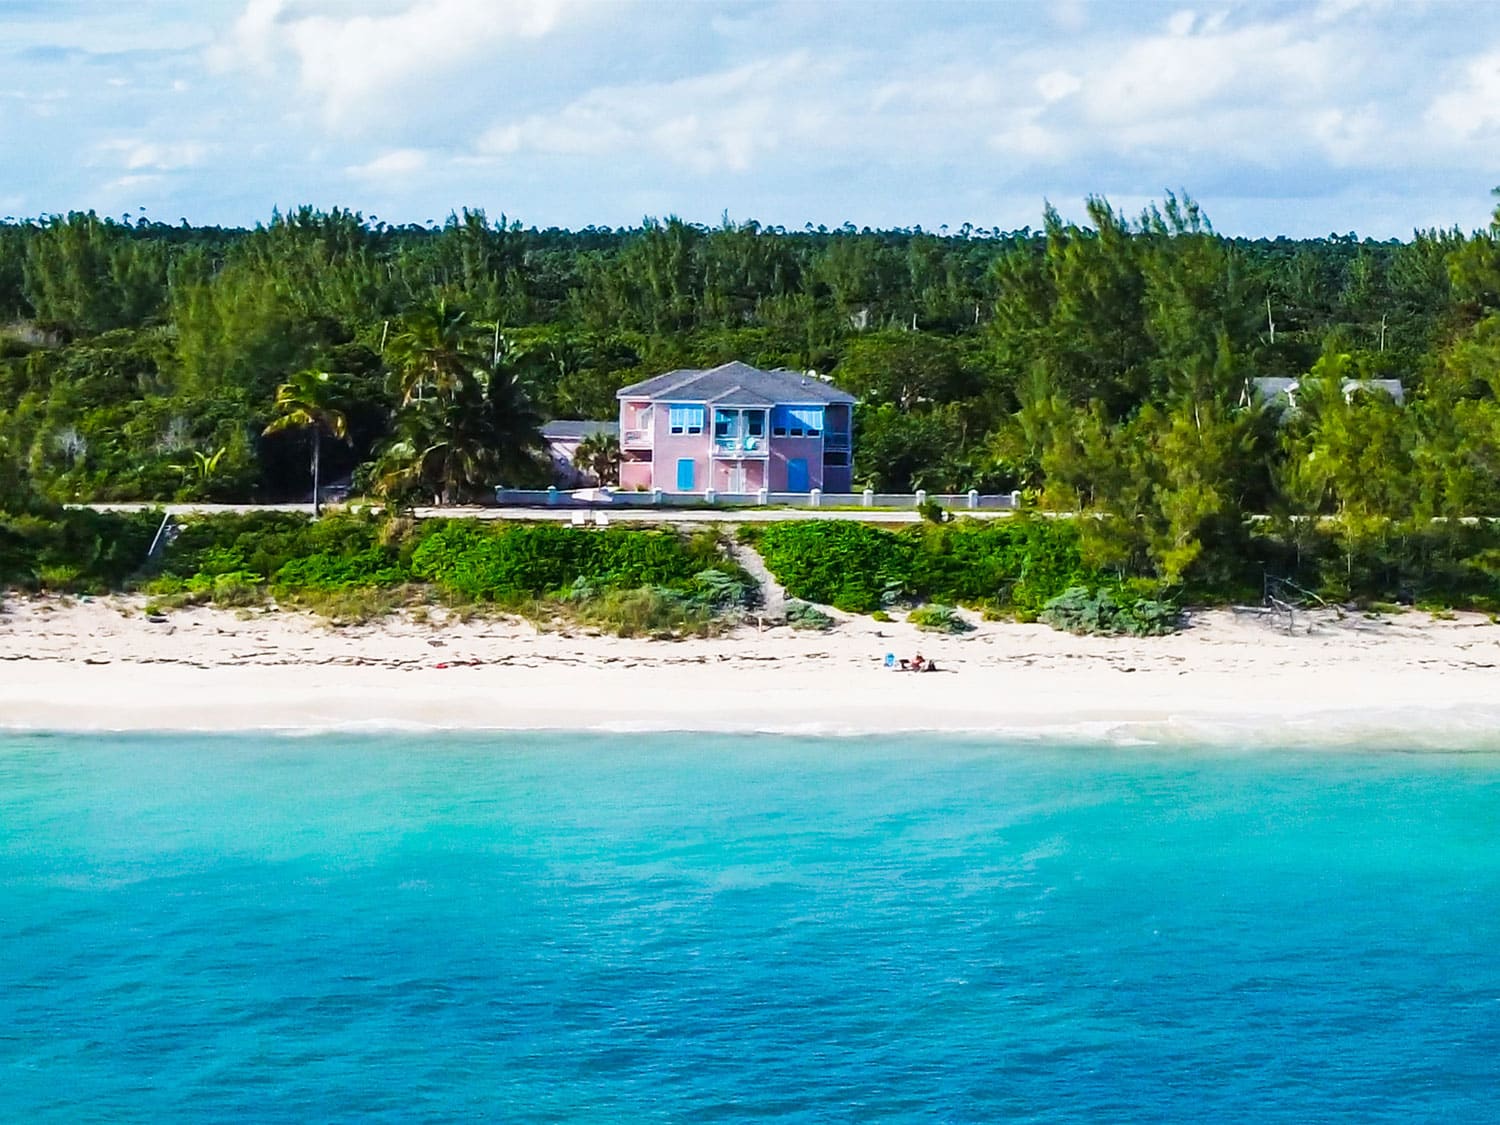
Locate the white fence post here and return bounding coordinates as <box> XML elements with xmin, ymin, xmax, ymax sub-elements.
<box><xmin>862</xmin><ymin>488</ymin><xmax>874</xmax><ymax>507</ymax></box>
<box><xmin>705</xmin><ymin>488</ymin><xmax>718</xmax><ymax>505</ymax></box>
<box><xmin>757</xmin><ymin>487</ymin><xmax>769</xmax><ymax>506</ymax></box>
<box><xmin>1009</xmin><ymin>490</ymin><xmax>1021</xmax><ymax>508</ymax></box>
<box><xmin>810</xmin><ymin>489</ymin><xmax>822</xmax><ymax>508</ymax></box>
<box><xmin>968</xmin><ymin>489</ymin><xmax>979</xmax><ymax>509</ymax></box>
<box><xmin>914</xmin><ymin>489</ymin><xmax>927</xmax><ymax>509</ymax></box>
<box><xmin>652</xmin><ymin>489</ymin><xmax>663</xmax><ymax>506</ymax></box>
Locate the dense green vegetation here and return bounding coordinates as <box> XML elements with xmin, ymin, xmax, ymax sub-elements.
<box><xmin>747</xmin><ymin>515</ymin><xmax>1500</xmax><ymax>617</ymax></box>
<box><xmin>0</xmin><ymin>508</ymin><xmax>753</xmax><ymax>634</ymax></box>
<box><xmin>747</xmin><ymin>517</ymin><xmax>1093</xmax><ymax>616</ymax></box>
<box><xmin>8</xmin><ymin>189</ymin><xmax>1500</xmax><ymax>603</ymax></box>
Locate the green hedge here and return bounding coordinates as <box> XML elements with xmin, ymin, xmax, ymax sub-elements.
<box><xmin>0</xmin><ymin>507</ymin><xmax>161</xmax><ymax>591</ymax></box>
<box><xmin>752</xmin><ymin>516</ymin><xmax>1095</xmax><ymax>616</ymax></box>
<box><xmin>407</xmin><ymin>521</ymin><xmax>731</xmax><ymax>603</ymax></box>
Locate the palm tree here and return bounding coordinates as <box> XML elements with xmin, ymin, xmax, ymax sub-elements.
<box><xmin>572</xmin><ymin>432</ymin><xmax>620</xmax><ymax>485</ymax></box>
<box><xmin>263</xmin><ymin>369</ymin><xmax>348</xmax><ymax>515</ymax></box>
<box><xmin>370</xmin><ymin>356</ymin><xmax>545</xmax><ymax>505</ymax></box>
<box><xmin>385</xmin><ymin>299</ymin><xmax>479</xmax><ymax>406</ymax></box>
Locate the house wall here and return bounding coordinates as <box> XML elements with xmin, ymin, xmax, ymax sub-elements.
<box><xmin>710</xmin><ymin>458</ymin><xmax>767</xmax><ymax>492</ymax></box>
<box><xmin>767</xmin><ymin>435</ymin><xmax>825</xmax><ymax>490</ymax></box>
<box><xmin>650</xmin><ymin>405</ymin><xmax>711</xmax><ymax>492</ymax></box>
<box><xmin>822</xmin><ymin>462</ymin><xmax>853</xmax><ymax>492</ymax></box>
<box><xmin>619</xmin><ymin>457</ymin><xmax>653</xmax><ymax>490</ymax></box>
<box><xmin>620</xmin><ymin>400</ymin><xmax>653</xmax><ymax>435</ymax></box>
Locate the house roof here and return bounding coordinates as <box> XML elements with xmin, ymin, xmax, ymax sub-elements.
<box><xmin>617</xmin><ymin>360</ymin><xmax>856</xmax><ymax>407</ymax></box>
<box><xmin>541</xmin><ymin>420</ymin><xmax>619</xmax><ymax>441</ymax></box>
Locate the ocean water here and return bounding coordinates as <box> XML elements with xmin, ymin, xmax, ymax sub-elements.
<box><xmin>2</xmin><ymin>733</ymin><xmax>1499</xmax><ymax>1122</ymax></box>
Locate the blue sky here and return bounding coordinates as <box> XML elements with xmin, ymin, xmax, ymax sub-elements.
<box><xmin>4</xmin><ymin>0</ymin><xmax>1500</xmax><ymax>238</ymax></box>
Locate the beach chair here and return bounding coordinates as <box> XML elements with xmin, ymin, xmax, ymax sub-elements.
<box><xmin>595</xmin><ymin>513</ymin><xmax>611</xmax><ymax>528</ymax></box>
<box><xmin>570</xmin><ymin>511</ymin><xmax>587</xmax><ymax>527</ymax></box>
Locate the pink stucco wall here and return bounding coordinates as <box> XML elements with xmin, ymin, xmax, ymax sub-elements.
<box><xmin>652</xmin><ymin>418</ymin><xmax>709</xmax><ymax>490</ymax></box>
<box><xmin>710</xmin><ymin>458</ymin><xmax>767</xmax><ymax>492</ymax></box>
<box><xmin>620</xmin><ymin>458</ymin><xmax>653</xmax><ymax>490</ymax></box>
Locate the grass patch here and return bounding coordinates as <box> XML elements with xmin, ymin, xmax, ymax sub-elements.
<box><xmin>284</xmin><ymin>585</ymin><xmax>415</xmax><ymax>626</ymax></box>
<box><xmin>569</xmin><ymin>586</ymin><xmax>717</xmax><ymax>639</ymax></box>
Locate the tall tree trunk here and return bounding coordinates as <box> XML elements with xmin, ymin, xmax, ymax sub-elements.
<box><xmin>312</xmin><ymin>430</ymin><xmax>321</xmax><ymax>517</ymax></box>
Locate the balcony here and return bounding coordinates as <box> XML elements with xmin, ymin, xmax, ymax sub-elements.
<box><xmin>825</xmin><ymin>431</ymin><xmax>852</xmax><ymax>451</ymax></box>
<box><xmin>712</xmin><ymin>435</ymin><xmax>769</xmax><ymax>458</ymax></box>
<box><xmin>622</xmin><ymin>427</ymin><xmax>653</xmax><ymax>449</ymax></box>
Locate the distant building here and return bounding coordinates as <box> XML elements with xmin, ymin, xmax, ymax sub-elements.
<box><xmin>616</xmin><ymin>361</ymin><xmax>855</xmax><ymax>494</ymax></box>
<box><xmin>1249</xmin><ymin>376</ymin><xmax>1405</xmax><ymax>412</ymax></box>
<box><xmin>542</xmin><ymin>419</ymin><xmax>618</xmax><ymax>487</ymax></box>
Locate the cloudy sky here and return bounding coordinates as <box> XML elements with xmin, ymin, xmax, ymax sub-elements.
<box><xmin>4</xmin><ymin>0</ymin><xmax>1499</xmax><ymax>237</ymax></box>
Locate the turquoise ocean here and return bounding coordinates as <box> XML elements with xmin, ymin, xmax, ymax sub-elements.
<box><xmin>3</xmin><ymin>730</ymin><xmax>1499</xmax><ymax>1122</ymax></box>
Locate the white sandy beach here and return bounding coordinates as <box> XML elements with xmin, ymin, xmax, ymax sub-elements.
<box><xmin>3</xmin><ymin>595</ymin><xmax>1499</xmax><ymax>744</ymax></box>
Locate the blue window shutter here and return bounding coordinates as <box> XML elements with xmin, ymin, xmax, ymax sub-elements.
<box><xmin>676</xmin><ymin>458</ymin><xmax>696</xmax><ymax>491</ymax></box>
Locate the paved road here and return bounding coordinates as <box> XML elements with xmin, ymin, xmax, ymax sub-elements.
<box><xmin>82</xmin><ymin>502</ymin><xmax>1015</xmax><ymax>524</ymax></box>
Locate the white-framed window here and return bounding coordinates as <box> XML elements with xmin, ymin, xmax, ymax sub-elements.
<box><xmin>668</xmin><ymin>405</ymin><xmax>705</xmax><ymax>435</ymax></box>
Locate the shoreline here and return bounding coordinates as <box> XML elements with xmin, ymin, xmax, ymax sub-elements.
<box><xmin>4</xmin><ymin>595</ymin><xmax>1500</xmax><ymax>745</ymax></box>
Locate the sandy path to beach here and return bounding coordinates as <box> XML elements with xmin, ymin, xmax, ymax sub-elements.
<box><xmin>4</xmin><ymin>595</ymin><xmax>1499</xmax><ymax>742</ymax></box>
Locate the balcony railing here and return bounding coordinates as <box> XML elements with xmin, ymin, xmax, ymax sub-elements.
<box><xmin>825</xmin><ymin>432</ymin><xmax>852</xmax><ymax>451</ymax></box>
<box><xmin>712</xmin><ymin>435</ymin><xmax>769</xmax><ymax>457</ymax></box>
<box><xmin>622</xmin><ymin>427</ymin><xmax>653</xmax><ymax>449</ymax></box>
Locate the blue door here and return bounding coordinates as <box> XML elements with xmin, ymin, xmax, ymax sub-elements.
<box><xmin>676</xmin><ymin>458</ymin><xmax>696</xmax><ymax>491</ymax></box>
<box><xmin>786</xmin><ymin>457</ymin><xmax>809</xmax><ymax>492</ymax></box>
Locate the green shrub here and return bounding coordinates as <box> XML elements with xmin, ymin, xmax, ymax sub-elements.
<box><xmin>692</xmin><ymin>567</ymin><xmax>758</xmax><ymax>610</ymax></box>
<box><xmin>785</xmin><ymin>600</ymin><xmax>835</xmax><ymax>630</ymax></box>
<box><xmin>1039</xmin><ymin>586</ymin><xmax>1180</xmax><ymax>636</ymax></box>
<box><xmin>907</xmin><ymin>604</ymin><xmax>974</xmax><ymax>633</ymax></box>
<box><xmin>0</xmin><ymin>507</ymin><xmax>161</xmax><ymax>591</ymax></box>
<box><xmin>754</xmin><ymin>516</ymin><xmax>1094</xmax><ymax>618</ymax></box>
<box><xmin>408</xmin><ymin>522</ymin><xmax>735</xmax><ymax>604</ymax></box>
<box><xmin>917</xmin><ymin>498</ymin><xmax>950</xmax><ymax>524</ymax></box>
<box><xmin>870</xmin><ymin>609</ymin><xmax>893</xmax><ymax>622</ymax></box>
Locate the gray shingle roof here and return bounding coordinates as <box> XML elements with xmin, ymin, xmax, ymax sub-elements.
<box><xmin>617</xmin><ymin>361</ymin><xmax>855</xmax><ymax>406</ymax></box>
<box><xmin>541</xmin><ymin>420</ymin><xmax>619</xmax><ymax>440</ymax></box>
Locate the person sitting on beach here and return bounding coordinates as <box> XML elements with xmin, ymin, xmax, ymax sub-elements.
<box><xmin>910</xmin><ymin>654</ymin><xmax>926</xmax><ymax>672</ymax></box>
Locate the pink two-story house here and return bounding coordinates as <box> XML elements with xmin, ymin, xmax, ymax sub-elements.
<box><xmin>617</xmin><ymin>361</ymin><xmax>855</xmax><ymax>494</ymax></box>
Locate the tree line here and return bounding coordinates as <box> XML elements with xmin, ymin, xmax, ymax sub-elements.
<box><xmin>4</xmin><ymin>191</ymin><xmax>1500</xmax><ymax>597</ymax></box>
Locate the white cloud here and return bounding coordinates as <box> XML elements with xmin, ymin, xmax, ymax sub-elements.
<box><xmin>1427</xmin><ymin>49</ymin><xmax>1500</xmax><ymax>139</ymax></box>
<box><xmin>97</xmin><ymin>139</ymin><xmax>211</xmax><ymax>171</ymax></box>
<box><xmin>1035</xmin><ymin>70</ymin><xmax>1081</xmax><ymax>103</ymax></box>
<box><xmin>347</xmin><ymin>148</ymin><xmax>430</xmax><ymax>180</ymax></box>
<box><xmin>477</xmin><ymin>53</ymin><xmax>849</xmax><ymax>174</ymax></box>
<box><xmin>211</xmin><ymin>0</ymin><xmax>582</xmax><ymax>126</ymax></box>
